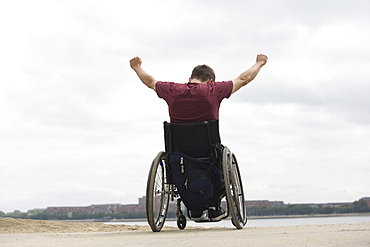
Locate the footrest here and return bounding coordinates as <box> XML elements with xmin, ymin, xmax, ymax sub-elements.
<box><xmin>192</xmin><ymin>217</ymin><xmax>211</xmax><ymax>223</ymax></box>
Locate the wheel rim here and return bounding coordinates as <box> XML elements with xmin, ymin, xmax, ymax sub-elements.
<box><xmin>152</xmin><ymin>160</ymin><xmax>168</xmax><ymax>228</ymax></box>
<box><xmin>146</xmin><ymin>152</ymin><xmax>170</xmax><ymax>232</ymax></box>
<box><xmin>223</xmin><ymin>148</ymin><xmax>247</xmax><ymax>229</ymax></box>
<box><xmin>230</xmin><ymin>153</ymin><xmax>247</xmax><ymax>225</ymax></box>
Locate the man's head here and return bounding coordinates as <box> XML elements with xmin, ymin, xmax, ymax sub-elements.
<box><xmin>190</xmin><ymin>65</ymin><xmax>215</xmax><ymax>83</ymax></box>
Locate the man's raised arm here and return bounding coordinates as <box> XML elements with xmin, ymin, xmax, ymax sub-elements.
<box><xmin>130</xmin><ymin>56</ymin><xmax>158</xmax><ymax>91</ymax></box>
<box><xmin>231</xmin><ymin>54</ymin><xmax>268</xmax><ymax>94</ymax></box>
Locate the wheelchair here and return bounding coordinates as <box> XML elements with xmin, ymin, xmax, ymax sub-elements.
<box><xmin>146</xmin><ymin>120</ymin><xmax>247</xmax><ymax>232</ymax></box>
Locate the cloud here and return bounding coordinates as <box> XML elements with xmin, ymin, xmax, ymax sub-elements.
<box><xmin>220</xmin><ymin>101</ymin><xmax>370</xmax><ymax>203</ymax></box>
<box><xmin>1</xmin><ymin>0</ymin><xmax>369</xmax><ymax>212</ymax></box>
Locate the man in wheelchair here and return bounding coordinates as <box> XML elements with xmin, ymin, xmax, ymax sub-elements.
<box><xmin>130</xmin><ymin>54</ymin><xmax>267</xmax><ymax>227</ymax></box>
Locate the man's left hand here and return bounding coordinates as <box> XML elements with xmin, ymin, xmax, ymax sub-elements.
<box><xmin>130</xmin><ymin>56</ymin><xmax>142</xmax><ymax>70</ymax></box>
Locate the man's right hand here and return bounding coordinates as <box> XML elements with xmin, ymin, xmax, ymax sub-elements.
<box><xmin>130</xmin><ymin>56</ymin><xmax>142</xmax><ymax>70</ymax></box>
<box><xmin>231</xmin><ymin>53</ymin><xmax>268</xmax><ymax>94</ymax></box>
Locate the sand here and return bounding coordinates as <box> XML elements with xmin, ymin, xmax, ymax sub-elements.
<box><xmin>0</xmin><ymin>218</ymin><xmax>369</xmax><ymax>246</ymax></box>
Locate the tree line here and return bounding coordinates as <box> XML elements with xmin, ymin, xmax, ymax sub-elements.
<box><xmin>247</xmin><ymin>199</ymin><xmax>370</xmax><ymax>216</ymax></box>
<box><xmin>1</xmin><ymin>199</ymin><xmax>369</xmax><ymax>220</ymax></box>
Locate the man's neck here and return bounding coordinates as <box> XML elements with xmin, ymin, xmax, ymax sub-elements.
<box><xmin>189</xmin><ymin>78</ymin><xmax>210</xmax><ymax>84</ymax></box>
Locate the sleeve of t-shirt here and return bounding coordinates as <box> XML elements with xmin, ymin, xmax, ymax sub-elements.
<box><xmin>216</xmin><ymin>81</ymin><xmax>233</xmax><ymax>100</ymax></box>
<box><xmin>155</xmin><ymin>81</ymin><xmax>171</xmax><ymax>99</ymax></box>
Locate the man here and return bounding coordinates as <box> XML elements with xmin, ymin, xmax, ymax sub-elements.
<box><xmin>130</xmin><ymin>54</ymin><xmax>268</xmax><ymax>221</ymax></box>
<box><xmin>130</xmin><ymin>54</ymin><xmax>267</xmax><ymax>123</ymax></box>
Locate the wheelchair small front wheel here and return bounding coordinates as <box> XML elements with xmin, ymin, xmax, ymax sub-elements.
<box><xmin>177</xmin><ymin>215</ymin><xmax>187</xmax><ymax>230</ymax></box>
<box><xmin>146</xmin><ymin>151</ymin><xmax>170</xmax><ymax>232</ymax></box>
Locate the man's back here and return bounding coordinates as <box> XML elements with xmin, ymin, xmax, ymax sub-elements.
<box><xmin>155</xmin><ymin>81</ymin><xmax>233</xmax><ymax>123</ymax></box>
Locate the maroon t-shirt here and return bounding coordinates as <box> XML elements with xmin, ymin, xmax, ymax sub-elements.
<box><xmin>156</xmin><ymin>81</ymin><xmax>233</xmax><ymax>123</ymax></box>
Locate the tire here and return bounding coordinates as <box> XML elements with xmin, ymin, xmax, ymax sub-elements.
<box><xmin>146</xmin><ymin>151</ymin><xmax>170</xmax><ymax>232</ymax></box>
<box><xmin>222</xmin><ymin>147</ymin><xmax>247</xmax><ymax>229</ymax></box>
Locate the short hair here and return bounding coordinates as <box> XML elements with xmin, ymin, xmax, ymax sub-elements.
<box><xmin>190</xmin><ymin>65</ymin><xmax>215</xmax><ymax>82</ymax></box>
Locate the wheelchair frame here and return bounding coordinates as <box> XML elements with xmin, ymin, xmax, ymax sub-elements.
<box><xmin>146</xmin><ymin>120</ymin><xmax>247</xmax><ymax>232</ymax></box>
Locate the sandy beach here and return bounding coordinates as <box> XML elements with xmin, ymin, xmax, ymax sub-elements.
<box><xmin>1</xmin><ymin>218</ymin><xmax>369</xmax><ymax>246</ymax></box>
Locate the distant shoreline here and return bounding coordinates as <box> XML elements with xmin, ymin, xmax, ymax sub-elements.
<box><xmin>246</xmin><ymin>212</ymin><xmax>370</xmax><ymax>219</ymax></box>
<box><xmin>62</xmin><ymin>212</ymin><xmax>370</xmax><ymax>223</ymax></box>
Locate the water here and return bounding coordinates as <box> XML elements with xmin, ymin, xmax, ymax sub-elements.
<box><xmin>106</xmin><ymin>215</ymin><xmax>370</xmax><ymax>228</ymax></box>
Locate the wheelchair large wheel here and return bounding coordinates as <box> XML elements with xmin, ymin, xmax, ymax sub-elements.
<box><xmin>146</xmin><ymin>151</ymin><xmax>170</xmax><ymax>232</ymax></box>
<box><xmin>222</xmin><ymin>147</ymin><xmax>247</xmax><ymax>229</ymax></box>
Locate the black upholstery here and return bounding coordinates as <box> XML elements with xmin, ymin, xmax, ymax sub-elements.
<box><xmin>164</xmin><ymin>119</ymin><xmax>221</xmax><ymax>158</ymax></box>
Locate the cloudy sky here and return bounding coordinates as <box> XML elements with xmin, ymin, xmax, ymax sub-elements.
<box><xmin>1</xmin><ymin>0</ymin><xmax>369</xmax><ymax>213</ymax></box>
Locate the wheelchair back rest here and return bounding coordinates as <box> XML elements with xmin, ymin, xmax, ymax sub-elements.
<box><xmin>164</xmin><ymin>119</ymin><xmax>221</xmax><ymax>158</ymax></box>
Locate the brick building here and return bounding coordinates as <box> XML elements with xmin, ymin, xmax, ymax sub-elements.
<box><xmin>362</xmin><ymin>197</ymin><xmax>370</xmax><ymax>207</ymax></box>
